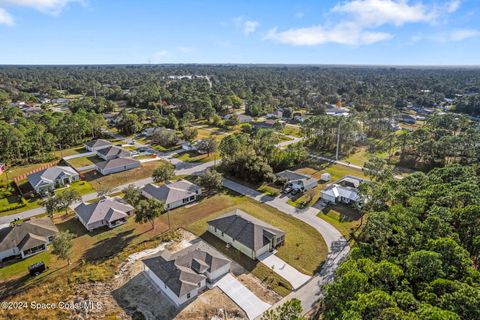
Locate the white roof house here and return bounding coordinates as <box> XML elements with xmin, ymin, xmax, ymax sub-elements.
<box><xmin>276</xmin><ymin>170</ymin><xmax>318</xmax><ymax>192</ymax></box>
<box><xmin>27</xmin><ymin>166</ymin><xmax>79</xmax><ymax>194</ymax></box>
<box><xmin>142</xmin><ymin>180</ymin><xmax>202</xmax><ymax>210</ymax></box>
<box><xmin>320</xmin><ymin>176</ymin><xmax>366</xmax><ymax>205</ymax></box>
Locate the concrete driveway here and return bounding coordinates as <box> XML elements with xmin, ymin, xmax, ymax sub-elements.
<box><xmin>213</xmin><ymin>273</ymin><xmax>271</xmax><ymax>320</ymax></box>
<box><xmin>258</xmin><ymin>252</ymin><xmax>311</xmax><ymax>290</ymax></box>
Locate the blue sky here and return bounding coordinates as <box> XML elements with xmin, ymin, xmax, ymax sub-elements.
<box><xmin>0</xmin><ymin>0</ymin><xmax>479</xmax><ymax>65</ymax></box>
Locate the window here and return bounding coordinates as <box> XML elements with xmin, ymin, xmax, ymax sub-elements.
<box><xmin>187</xmin><ymin>293</ymin><xmax>191</xmax><ymax>299</ymax></box>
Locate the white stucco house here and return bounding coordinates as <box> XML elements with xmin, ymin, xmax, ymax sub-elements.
<box><xmin>74</xmin><ymin>197</ymin><xmax>134</xmax><ymax>232</ymax></box>
<box><xmin>0</xmin><ymin>217</ymin><xmax>58</xmax><ymax>261</ymax></box>
<box><xmin>320</xmin><ymin>176</ymin><xmax>366</xmax><ymax>205</ymax></box>
<box><xmin>143</xmin><ymin>242</ymin><xmax>231</xmax><ymax>306</ymax></box>
<box><xmin>27</xmin><ymin>166</ymin><xmax>79</xmax><ymax>195</ymax></box>
<box><xmin>207</xmin><ymin>209</ymin><xmax>285</xmax><ymax>260</ymax></box>
<box><xmin>142</xmin><ymin>180</ymin><xmax>201</xmax><ymax>210</ymax></box>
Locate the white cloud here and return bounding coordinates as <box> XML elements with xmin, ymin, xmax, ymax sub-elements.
<box><xmin>447</xmin><ymin>29</ymin><xmax>480</xmax><ymax>41</ymax></box>
<box><xmin>151</xmin><ymin>50</ymin><xmax>170</xmax><ymax>63</ymax></box>
<box><xmin>0</xmin><ymin>7</ymin><xmax>13</xmax><ymax>25</ymax></box>
<box><xmin>267</xmin><ymin>0</ymin><xmax>462</xmax><ymax>46</ymax></box>
<box><xmin>332</xmin><ymin>0</ymin><xmax>435</xmax><ymax>27</ymax></box>
<box><xmin>266</xmin><ymin>23</ymin><xmax>393</xmax><ymax>46</ymax></box>
<box><xmin>233</xmin><ymin>17</ymin><xmax>260</xmax><ymax>35</ymax></box>
<box><xmin>0</xmin><ymin>0</ymin><xmax>82</xmax><ymax>14</ymax></box>
<box><xmin>446</xmin><ymin>0</ymin><xmax>461</xmax><ymax>13</ymax></box>
<box><xmin>413</xmin><ymin>28</ymin><xmax>480</xmax><ymax>43</ymax></box>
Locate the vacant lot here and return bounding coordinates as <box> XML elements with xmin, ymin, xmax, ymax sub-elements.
<box><xmin>174</xmin><ymin>150</ymin><xmax>218</xmax><ymax>163</ymax></box>
<box><xmin>86</xmin><ymin>160</ymin><xmax>167</xmax><ymax>190</ymax></box>
<box><xmin>317</xmin><ymin>204</ymin><xmax>365</xmax><ymax>242</ymax></box>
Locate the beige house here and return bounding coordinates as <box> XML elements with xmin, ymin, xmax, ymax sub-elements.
<box><xmin>142</xmin><ymin>180</ymin><xmax>201</xmax><ymax>210</ymax></box>
<box><xmin>207</xmin><ymin>209</ymin><xmax>285</xmax><ymax>260</ymax></box>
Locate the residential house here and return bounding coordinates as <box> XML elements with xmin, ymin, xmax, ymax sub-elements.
<box><xmin>207</xmin><ymin>209</ymin><xmax>285</xmax><ymax>260</ymax></box>
<box><xmin>96</xmin><ymin>146</ymin><xmax>131</xmax><ymax>161</ymax></box>
<box><xmin>237</xmin><ymin>114</ymin><xmax>253</xmax><ymax>123</ymax></box>
<box><xmin>95</xmin><ymin>157</ymin><xmax>140</xmax><ymax>175</ymax></box>
<box><xmin>74</xmin><ymin>197</ymin><xmax>134</xmax><ymax>231</ymax></box>
<box><xmin>399</xmin><ymin>114</ymin><xmax>416</xmax><ymax>124</ymax></box>
<box><xmin>320</xmin><ymin>175</ymin><xmax>366</xmax><ymax>205</ymax></box>
<box><xmin>28</xmin><ymin>166</ymin><xmax>79</xmax><ymax>195</ymax></box>
<box><xmin>84</xmin><ymin>139</ymin><xmax>112</xmax><ymax>152</ymax></box>
<box><xmin>143</xmin><ymin>242</ymin><xmax>231</xmax><ymax>306</ymax></box>
<box><xmin>254</xmin><ymin>119</ymin><xmax>286</xmax><ymax>129</ymax></box>
<box><xmin>276</xmin><ymin>170</ymin><xmax>318</xmax><ymax>193</ymax></box>
<box><xmin>142</xmin><ymin>180</ymin><xmax>201</xmax><ymax>210</ymax></box>
<box><xmin>325</xmin><ymin>105</ymin><xmax>350</xmax><ymax>117</ymax></box>
<box><xmin>0</xmin><ymin>217</ymin><xmax>58</xmax><ymax>261</ymax></box>
<box><xmin>266</xmin><ymin>110</ymin><xmax>283</xmax><ymax>119</ymax></box>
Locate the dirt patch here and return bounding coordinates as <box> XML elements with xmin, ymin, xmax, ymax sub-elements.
<box><xmin>237</xmin><ymin>273</ymin><xmax>282</xmax><ymax>305</ymax></box>
<box><xmin>176</xmin><ymin>287</ymin><xmax>246</xmax><ymax>320</ymax></box>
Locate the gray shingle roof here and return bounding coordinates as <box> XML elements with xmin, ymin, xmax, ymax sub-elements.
<box><xmin>96</xmin><ymin>146</ymin><xmax>131</xmax><ymax>158</ymax></box>
<box><xmin>84</xmin><ymin>139</ymin><xmax>112</xmax><ymax>149</ymax></box>
<box><xmin>95</xmin><ymin>158</ymin><xmax>140</xmax><ymax>170</ymax></box>
<box><xmin>27</xmin><ymin>166</ymin><xmax>78</xmax><ymax>188</ymax></box>
<box><xmin>276</xmin><ymin>170</ymin><xmax>311</xmax><ymax>182</ymax></box>
<box><xmin>0</xmin><ymin>217</ymin><xmax>58</xmax><ymax>252</ymax></box>
<box><xmin>142</xmin><ymin>180</ymin><xmax>201</xmax><ymax>205</ymax></box>
<box><xmin>74</xmin><ymin>198</ymin><xmax>133</xmax><ymax>225</ymax></box>
<box><xmin>207</xmin><ymin>209</ymin><xmax>284</xmax><ymax>251</ymax></box>
<box><xmin>143</xmin><ymin>243</ymin><xmax>230</xmax><ymax>297</ymax></box>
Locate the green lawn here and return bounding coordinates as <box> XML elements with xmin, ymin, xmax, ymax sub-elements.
<box><xmin>317</xmin><ymin>204</ymin><xmax>365</xmax><ymax>242</ymax></box>
<box><xmin>257</xmin><ymin>184</ymin><xmax>281</xmax><ymax>197</ymax></box>
<box><xmin>67</xmin><ymin>155</ymin><xmax>103</xmax><ymax>169</ymax></box>
<box><xmin>57</xmin><ymin>181</ymin><xmax>96</xmax><ymax>196</ymax></box>
<box><xmin>86</xmin><ymin>160</ymin><xmax>168</xmax><ymax>191</ymax></box>
<box><xmin>0</xmin><ymin>251</ymin><xmax>51</xmax><ymax>280</ymax></box>
<box><xmin>185</xmin><ymin>193</ymin><xmax>327</xmax><ymax>295</ymax></box>
<box><xmin>174</xmin><ymin>151</ymin><xmax>218</xmax><ymax>163</ymax></box>
<box><xmin>186</xmin><ymin>194</ymin><xmax>328</xmax><ymax>276</ymax></box>
<box><xmin>282</xmin><ymin>125</ymin><xmax>302</xmax><ymax>137</ymax></box>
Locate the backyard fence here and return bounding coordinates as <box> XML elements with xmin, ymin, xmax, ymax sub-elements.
<box><xmin>13</xmin><ymin>160</ymin><xmax>60</xmax><ymax>183</ymax></box>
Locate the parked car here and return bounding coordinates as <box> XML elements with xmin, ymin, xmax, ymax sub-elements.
<box><xmin>282</xmin><ymin>187</ymin><xmax>292</xmax><ymax>194</ymax></box>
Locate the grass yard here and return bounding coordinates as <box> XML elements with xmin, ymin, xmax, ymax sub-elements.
<box><xmin>86</xmin><ymin>160</ymin><xmax>168</xmax><ymax>191</ymax></box>
<box><xmin>185</xmin><ymin>194</ymin><xmax>328</xmax><ymax>276</ymax></box>
<box><xmin>195</xmin><ymin>126</ymin><xmax>233</xmax><ymax>141</ymax></box>
<box><xmin>185</xmin><ymin>193</ymin><xmax>327</xmax><ymax>295</ymax></box>
<box><xmin>58</xmin><ymin>181</ymin><xmax>96</xmax><ymax>196</ymax></box>
<box><xmin>67</xmin><ymin>155</ymin><xmax>103</xmax><ymax>169</ymax></box>
<box><xmin>174</xmin><ymin>151</ymin><xmax>218</xmax><ymax>163</ymax></box>
<box><xmin>342</xmin><ymin>147</ymin><xmax>389</xmax><ymax>167</ymax></box>
<box><xmin>0</xmin><ymin>251</ymin><xmax>51</xmax><ymax>280</ymax></box>
<box><xmin>54</xmin><ymin>146</ymin><xmax>87</xmax><ymax>158</ymax></box>
<box><xmin>301</xmin><ymin>162</ymin><xmax>366</xmax><ymax>182</ymax></box>
<box><xmin>257</xmin><ymin>184</ymin><xmax>281</xmax><ymax>197</ymax></box>
<box><xmin>282</xmin><ymin>125</ymin><xmax>302</xmax><ymax>137</ymax></box>
<box><xmin>317</xmin><ymin>204</ymin><xmax>365</xmax><ymax>242</ymax></box>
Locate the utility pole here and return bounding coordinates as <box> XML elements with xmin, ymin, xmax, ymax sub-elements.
<box><xmin>336</xmin><ymin>120</ymin><xmax>341</xmax><ymax>160</ymax></box>
<box><xmin>93</xmin><ymin>86</ymin><xmax>97</xmax><ymax>99</ymax></box>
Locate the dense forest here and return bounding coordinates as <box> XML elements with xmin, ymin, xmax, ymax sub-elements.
<box><xmin>1</xmin><ymin>65</ymin><xmax>480</xmax><ymax>166</ymax></box>
<box><xmin>323</xmin><ymin>165</ymin><xmax>480</xmax><ymax>320</ymax></box>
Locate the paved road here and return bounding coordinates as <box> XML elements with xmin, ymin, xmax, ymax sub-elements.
<box><xmin>222</xmin><ymin>178</ymin><xmax>350</xmax><ymax>316</ymax></box>
<box><xmin>0</xmin><ymin>159</ymin><xmax>216</xmax><ymax>225</ymax></box>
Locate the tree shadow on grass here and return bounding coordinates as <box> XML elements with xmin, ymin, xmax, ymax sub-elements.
<box><xmin>82</xmin><ymin>229</ymin><xmax>136</xmax><ymax>263</ymax></box>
